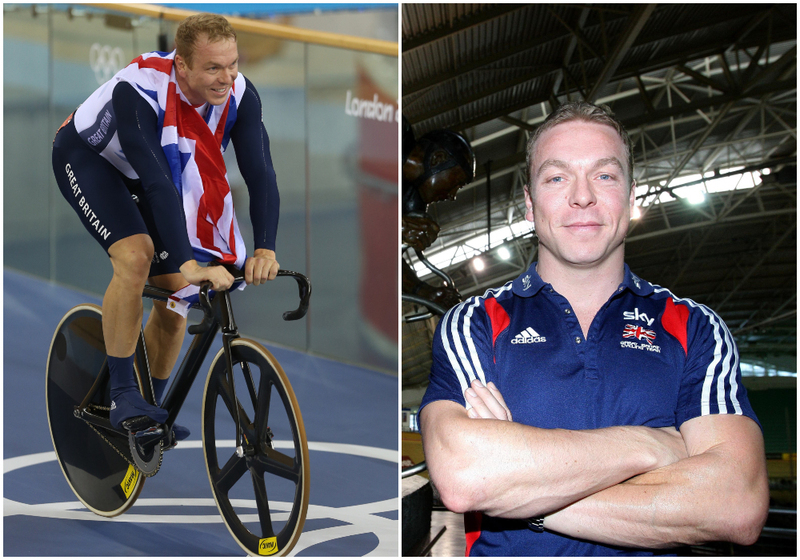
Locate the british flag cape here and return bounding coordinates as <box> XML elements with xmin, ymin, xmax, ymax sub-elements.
<box><xmin>73</xmin><ymin>50</ymin><xmax>248</xmax><ymax>316</ymax></box>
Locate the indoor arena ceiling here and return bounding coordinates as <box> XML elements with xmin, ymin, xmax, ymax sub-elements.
<box><xmin>402</xmin><ymin>3</ymin><xmax>797</xmax><ymax>387</ymax></box>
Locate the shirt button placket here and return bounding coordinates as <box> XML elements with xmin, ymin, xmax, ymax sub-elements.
<box><xmin>561</xmin><ymin>307</ymin><xmax>582</xmax><ymax>345</ymax></box>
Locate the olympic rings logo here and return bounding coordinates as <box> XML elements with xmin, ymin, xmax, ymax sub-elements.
<box><xmin>89</xmin><ymin>43</ymin><xmax>125</xmax><ymax>85</ymax></box>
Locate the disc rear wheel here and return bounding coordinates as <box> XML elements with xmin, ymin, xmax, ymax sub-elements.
<box><xmin>202</xmin><ymin>338</ymin><xmax>309</xmax><ymax>557</ymax></box>
<box><xmin>46</xmin><ymin>304</ymin><xmax>145</xmax><ymax>516</ymax></box>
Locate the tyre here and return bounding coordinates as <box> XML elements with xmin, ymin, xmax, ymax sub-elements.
<box><xmin>45</xmin><ymin>304</ymin><xmax>145</xmax><ymax>516</ymax></box>
<box><xmin>202</xmin><ymin>338</ymin><xmax>310</xmax><ymax>557</ymax></box>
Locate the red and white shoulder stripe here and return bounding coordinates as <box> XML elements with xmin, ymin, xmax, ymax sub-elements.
<box><xmin>438</xmin><ymin>282</ymin><xmax>513</xmax><ymax>403</ymax></box>
<box><xmin>654</xmin><ymin>286</ymin><xmax>744</xmax><ymax>416</ymax></box>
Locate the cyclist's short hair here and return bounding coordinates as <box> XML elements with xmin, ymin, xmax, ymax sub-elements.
<box><xmin>175</xmin><ymin>13</ymin><xmax>237</xmax><ymax>69</ymax></box>
<box><xmin>525</xmin><ymin>101</ymin><xmax>634</xmax><ymax>192</ymax></box>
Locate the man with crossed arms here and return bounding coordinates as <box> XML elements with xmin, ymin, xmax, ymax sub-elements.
<box><xmin>420</xmin><ymin>102</ymin><xmax>768</xmax><ymax>555</ymax></box>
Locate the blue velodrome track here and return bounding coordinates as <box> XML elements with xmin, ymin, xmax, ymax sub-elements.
<box><xmin>3</xmin><ymin>269</ymin><xmax>399</xmax><ymax>556</ymax></box>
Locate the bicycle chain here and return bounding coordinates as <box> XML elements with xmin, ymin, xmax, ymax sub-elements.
<box><xmin>82</xmin><ymin>406</ymin><xmax>164</xmax><ymax>478</ymax></box>
<box><xmin>80</xmin><ymin>360</ymin><xmax>165</xmax><ymax>478</ymax></box>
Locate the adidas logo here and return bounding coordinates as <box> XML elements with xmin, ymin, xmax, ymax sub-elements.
<box><xmin>511</xmin><ymin>327</ymin><xmax>547</xmax><ymax>344</ymax></box>
<box><xmin>110</xmin><ymin>401</ymin><xmax>117</xmax><ymax>410</ymax></box>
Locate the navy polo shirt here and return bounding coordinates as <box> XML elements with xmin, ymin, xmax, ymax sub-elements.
<box><xmin>420</xmin><ymin>262</ymin><xmax>759</xmax><ymax>556</ymax></box>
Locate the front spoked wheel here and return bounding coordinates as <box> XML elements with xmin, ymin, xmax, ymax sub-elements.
<box><xmin>202</xmin><ymin>339</ymin><xmax>310</xmax><ymax>557</ymax></box>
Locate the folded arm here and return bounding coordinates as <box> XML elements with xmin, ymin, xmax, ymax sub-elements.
<box><xmin>420</xmin><ymin>380</ymin><xmax>688</xmax><ymax>519</ymax></box>
<box><xmin>544</xmin><ymin>413</ymin><xmax>769</xmax><ymax>548</ymax></box>
<box><xmin>452</xmin><ymin>380</ymin><xmax>770</xmax><ymax>548</ymax></box>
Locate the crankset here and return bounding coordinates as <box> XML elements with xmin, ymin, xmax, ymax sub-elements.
<box><xmin>122</xmin><ymin>416</ymin><xmax>165</xmax><ymax>476</ymax></box>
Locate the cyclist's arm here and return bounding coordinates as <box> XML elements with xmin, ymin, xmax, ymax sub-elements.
<box><xmin>112</xmin><ymin>81</ymin><xmax>193</xmax><ymax>267</ymax></box>
<box><xmin>544</xmin><ymin>414</ymin><xmax>768</xmax><ymax>548</ymax></box>
<box><xmin>542</xmin><ymin>305</ymin><xmax>769</xmax><ymax>548</ymax></box>
<box><xmin>230</xmin><ymin>76</ymin><xmax>280</xmax><ymax>254</ymax></box>
<box><xmin>422</xmin><ymin>397</ymin><xmax>687</xmax><ymax>519</ymax></box>
<box><xmin>421</xmin><ymin>304</ymin><xmax>688</xmax><ymax>520</ymax></box>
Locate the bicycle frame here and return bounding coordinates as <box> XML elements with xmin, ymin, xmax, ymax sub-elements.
<box><xmin>49</xmin><ymin>264</ymin><xmax>312</xmax><ymax>555</ymax></box>
<box><xmin>143</xmin><ymin>281</ymin><xmax>231</xmax><ymax>441</ymax></box>
<box><xmin>402</xmin><ymin>245</ymin><xmax>456</xmax><ymax>321</ymax></box>
<box><xmin>74</xmin><ymin>266</ymin><xmax>311</xmax><ymax>449</ymax></box>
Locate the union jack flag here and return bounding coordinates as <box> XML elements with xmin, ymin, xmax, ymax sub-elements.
<box><xmin>623</xmin><ymin>324</ymin><xmax>656</xmax><ymax>345</ymax></box>
<box><xmin>120</xmin><ymin>51</ymin><xmax>247</xmax><ymax>269</ymax></box>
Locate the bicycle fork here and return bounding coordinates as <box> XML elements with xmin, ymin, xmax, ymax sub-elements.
<box><xmin>221</xmin><ymin>332</ymin><xmax>246</xmax><ymax>457</ymax></box>
<box><xmin>217</xmin><ymin>289</ymin><xmax>248</xmax><ymax>459</ymax></box>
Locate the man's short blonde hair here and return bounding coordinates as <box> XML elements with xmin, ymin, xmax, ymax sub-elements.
<box><xmin>525</xmin><ymin>101</ymin><xmax>634</xmax><ymax>192</ymax></box>
<box><xmin>175</xmin><ymin>13</ymin><xmax>237</xmax><ymax>69</ymax></box>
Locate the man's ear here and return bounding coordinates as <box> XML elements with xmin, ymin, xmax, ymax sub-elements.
<box><xmin>174</xmin><ymin>54</ymin><xmax>187</xmax><ymax>76</ymax></box>
<box><xmin>629</xmin><ymin>180</ymin><xmax>637</xmax><ymax>209</ymax></box>
<box><xmin>524</xmin><ymin>184</ymin><xmax>534</xmax><ymax>223</ymax></box>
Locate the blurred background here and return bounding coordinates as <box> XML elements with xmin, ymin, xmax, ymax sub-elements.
<box><xmin>4</xmin><ymin>2</ymin><xmax>398</xmax><ymax>374</ymax></box>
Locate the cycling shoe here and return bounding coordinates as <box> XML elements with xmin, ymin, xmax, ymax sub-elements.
<box><xmin>151</xmin><ymin>377</ymin><xmax>190</xmax><ymax>441</ymax></box>
<box><xmin>110</xmin><ymin>390</ymin><xmax>168</xmax><ymax>430</ymax></box>
<box><xmin>172</xmin><ymin>424</ymin><xmax>191</xmax><ymax>441</ymax></box>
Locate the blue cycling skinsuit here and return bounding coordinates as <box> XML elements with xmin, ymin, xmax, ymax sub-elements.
<box><xmin>420</xmin><ymin>262</ymin><xmax>759</xmax><ymax>556</ymax></box>
<box><xmin>52</xmin><ymin>50</ymin><xmax>279</xmax><ymax>274</ymax></box>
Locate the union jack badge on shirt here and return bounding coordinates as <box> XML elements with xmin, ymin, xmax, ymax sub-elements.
<box><xmin>622</xmin><ymin>324</ymin><xmax>656</xmax><ymax>345</ymax></box>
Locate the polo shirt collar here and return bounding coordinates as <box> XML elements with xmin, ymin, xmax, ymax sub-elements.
<box><xmin>621</xmin><ymin>264</ymin><xmax>654</xmax><ymax>296</ymax></box>
<box><xmin>511</xmin><ymin>262</ymin><xmax>654</xmax><ymax>297</ymax></box>
<box><xmin>511</xmin><ymin>263</ymin><xmax>547</xmax><ymax>297</ymax></box>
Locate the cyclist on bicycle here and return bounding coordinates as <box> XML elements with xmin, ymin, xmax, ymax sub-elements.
<box><xmin>52</xmin><ymin>14</ymin><xmax>280</xmax><ymax>439</ymax></box>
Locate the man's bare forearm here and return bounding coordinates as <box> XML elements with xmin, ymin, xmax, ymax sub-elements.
<box><xmin>421</xmin><ymin>399</ymin><xmax>687</xmax><ymax>518</ymax></box>
<box><xmin>543</xmin><ymin>415</ymin><xmax>769</xmax><ymax>548</ymax></box>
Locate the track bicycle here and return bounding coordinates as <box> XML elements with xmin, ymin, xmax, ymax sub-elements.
<box><xmin>46</xmin><ymin>263</ymin><xmax>312</xmax><ymax>557</ymax></box>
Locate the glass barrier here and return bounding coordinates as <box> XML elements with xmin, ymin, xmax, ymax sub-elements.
<box><xmin>5</xmin><ymin>5</ymin><xmax>59</xmax><ymax>280</ymax></box>
<box><xmin>3</xmin><ymin>4</ymin><xmax>398</xmax><ymax>373</ymax></box>
<box><xmin>307</xmin><ymin>44</ymin><xmax>398</xmax><ymax>371</ymax></box>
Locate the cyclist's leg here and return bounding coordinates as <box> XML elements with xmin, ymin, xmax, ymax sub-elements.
<box><xmin>144</xmin><ymin>272</ymin><xmax>187</xmax><ymax>384</ymax></box>
<box><xmin>103</xmin><ymin>234</ymin><xmax>152</xmax><ymax>359</ymax></box>
<box><xmin>52</xmin><ymin>120</ymin><xmax>166</xmax><ymax>429</ymax></box>
<box><xmin>131</xmin><ymin>184</ymin><xmax>193</xmax><ymax>439</ymax></box>
<box><xmin>104</xmin><ymin>234</ymin><xmax>168</xmax><ymax>427</ymax></box>
<box><xmin>143</xmin><ymin>273</ymin><xmax>192</xmax><ymax>440</ymax></box>
<box><xmin>128</xmin><ymin>180</ymin><xmax>190</xmax><ymax>391</ymax></box>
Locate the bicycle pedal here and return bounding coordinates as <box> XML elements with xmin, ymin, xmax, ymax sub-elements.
<box><xmin>121</xmin><ymin>415</ymin><xmax>161</xmax><ymax>434</ymax></box>
<box><xmin>133</xmin><ymin>425</ymin><xmax>165</xmax><ymax>448</ymax></box>
<box><xmin>127</xmin><ymin>425</ymin><xmax>165</xmax><ymax>477</ymax></box>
